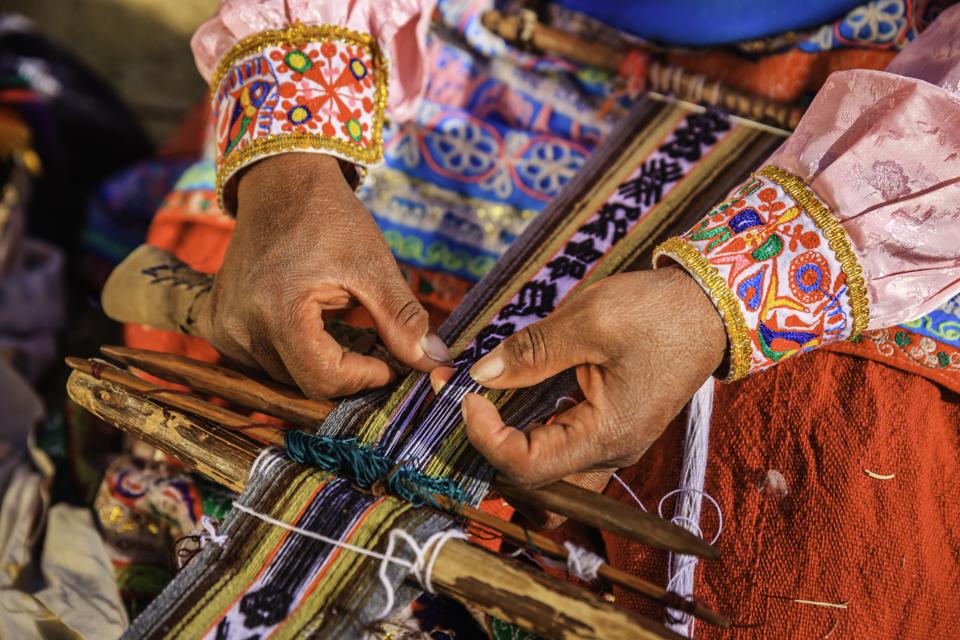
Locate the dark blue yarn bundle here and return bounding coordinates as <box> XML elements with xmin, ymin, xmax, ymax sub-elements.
<box><xmin>283</xmin><ymin>430</ymin><xmax>466</xmax><ymax>511</ymax></box>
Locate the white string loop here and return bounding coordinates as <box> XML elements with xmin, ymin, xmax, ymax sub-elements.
<box><xmin>230</xmin><ymin>500</ymin><xmax>466</xmax><ymax>621</ymax></box>
<box><xmin>199</xmin><ymin>515</ymin><xmax>228</xmax><ymax>548</ymax></box>
<box><xmin>657</xmin><ymin>488</ymin><xmax>724</xmax><ymax>545</ymax></box>
<box><xmin>562</xmin><ymin>542</ymin><xmax>604</xmax><ymax>581</ymax></box>
<box><xmin>377</xmin><ymin>528</ymin><xmax>468</xmax><ymax>618</ymax></box>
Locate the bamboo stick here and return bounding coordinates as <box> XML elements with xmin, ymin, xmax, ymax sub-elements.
<box><xmin>432</xmin><ymin>494</ymin><xmax>728</xmax><ymax>628</ymax></box>
<box><xmin>100</xmin><ymin>345</ymin><xmax>717</xmax><ymax>559</ymax></box>
<box><xmin>65</xmin><ymin>356</ymin><xmax>727</xmax><ymax>627</ymax></box>
<box><xmin>66</xmin><ymin>368</ymin><xmax>684</xmax><ymax>640</ymax></box>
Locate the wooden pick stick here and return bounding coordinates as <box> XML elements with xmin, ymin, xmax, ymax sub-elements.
<box><xmin>67</xmin><ymin>367</ymin><xmax>688</xmax><ymax>640</ymax></box>
<box><xmin>99</xmin><ymin>345</ymin><xmax>333</xmax><ymax>425</ymax></box>
<box><xmin>100</xmin><ymin>345</ymin><xmax>718</xmax><ymax>559</ymax></box>
<box><xmin>65</xmin><ymin>357</ymin><xmax>727</xmax><ymax>627</ymax></box>
<box><xmin>65</xmin><ymin>357</ymin><xmax>284</xmax><ymax>446</ymax></box>
<box><xmin>497</xmin><ymin>478</ymin><xmax>719</xmax><ymax>560</ymax></box>
<box><xmin>432</xmin><ymin>494</ymin><xmax>729</xmax><ymax>628</ymax></box>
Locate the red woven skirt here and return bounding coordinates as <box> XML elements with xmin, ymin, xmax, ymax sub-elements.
<box><xmin>595</xmin><ymin>350</ymin><xmax>960</xmax><ymax>638</ymax></box>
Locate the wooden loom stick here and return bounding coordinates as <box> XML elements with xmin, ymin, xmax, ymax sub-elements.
<box><xmin>65</xmin><ymin>357</ymin><xmax>284</xmax><ymax>446</ymax></box>
<box><xmin>495</xmin><ymin>477</ymin><xmax>720</xmax><ymax>561</ymax></box>
<box><xmin>66</xmin><ymin>356</ymin><xmax>728</xmax><ymax>627</ymax></box>
<box><xmin>99</xmin><ymin>344</ymin><xmax>718</xmax><ymax>560</ymax></box>
<box><xmin>431</xmin><ymin>494</ymin><xmax>729</xmax><ymax>629</ymax></box>
<box><xmin>480</xmin><ymin>9</ymin><xmax>804</xmax><ymax>130</ymax></box>
<box><xmin>66</xmin><ymin>368</ymin><xmax>686</xmax><ymax>640</ymax></box>
<box><xmin>103</xmin><ymin>346</ymin><xmax>334</xmax><ymax>425</ymax></box>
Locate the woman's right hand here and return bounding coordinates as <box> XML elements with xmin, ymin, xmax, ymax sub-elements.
<box><xmin>200</xmin><ymin>153</ymin><xmax>450</xmax><ymax>399</ymax></box>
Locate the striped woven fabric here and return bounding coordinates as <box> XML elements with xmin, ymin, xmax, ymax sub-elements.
<box><xmin>126</xmin><ymin>98</ymin><xmax>782</xmax><ymax>638</ymax></box>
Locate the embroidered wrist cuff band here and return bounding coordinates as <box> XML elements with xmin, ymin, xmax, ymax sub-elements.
<box><xmin>211</xmin><ymin>23</ymin><xmax>388</xmax><ymax>211</ymax></box>
<box><xmin>654</xmin><ymin>165</ymin><xmax>869</xmax><ymax>381</ymax></box>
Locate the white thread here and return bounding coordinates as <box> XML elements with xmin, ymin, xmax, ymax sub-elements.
<box><xmin>199</xmin><ymin>515</ymin><xmax>228</xmax><ymax>548</ymax></box>
<box><xmin>510</xmin><ymin>542</ymin><xmax>606</xmax><ymax>583</ymax></box>
<box><xmin>562</xmin><ymin>542</ymin><xmax>604</xmax><ymax>581</ymax></box>
<box><xmin>377</xmin><ymin>528</ymin><xmax>468</xmax><ymax>618</ymax></box>
<box><xmin>665</xmin><ymin>378</ymin><xmax>722</xmax><ymax>638</ymax></box>
<box><xmin>658</xmin><ymin>489</ymin><xmax>723</xmax><ymax>546</ymax></box>
<box><xmin>611</xmin><ymin>472</ymin><xmax>648</xmax><ymax>512</ymax></box>
<box><xmin>230</xmin><ymin>501</ymin><xmax>466</xmax><ymax>620</ymax></box>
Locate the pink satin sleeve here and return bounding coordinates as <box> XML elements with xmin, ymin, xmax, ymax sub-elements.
<box><xmin>191</xmin><ymin>0</ymin><xmax>436</xmax><ymax>123</ymax></box>
<box><xmin>767</xmin><ymin>3</ymin><xmax>960</xmax><ymax>329</ymax></box>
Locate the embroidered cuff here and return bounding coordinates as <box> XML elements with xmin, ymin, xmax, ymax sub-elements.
<box><xmin>211</xmin><ymin>24</ymin><xmax>388</xmax><ymax>211</ymax></box>
<box><xmin>654</xmin><ymin>166</ymin><xmax>869</xmax><ymax>381</ymax></box>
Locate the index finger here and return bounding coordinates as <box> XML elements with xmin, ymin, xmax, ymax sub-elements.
<box><xmin>273</xmin><ymin>303</ymin><xmax>396</xmax><ymax>399</ymax></box>
<box><xmin>461</xmin><ymin>392</ymin><xmax>605</xmax><ymax>487</ymax></box>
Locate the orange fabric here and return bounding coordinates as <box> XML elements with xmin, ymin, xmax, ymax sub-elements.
<box><xmin>665</xmin><ymin>48</ymin><xmax>897</xmax><ymax>103</ymax></box>
<box><xmin>579</xmin><ymin>350</ymin><xmax>960</xmax><ymax>637</ymax></box>
<box><xmin>828</xmin><ymin>328</ymin><xmax>960</xmax><ymax>394</ymax></box>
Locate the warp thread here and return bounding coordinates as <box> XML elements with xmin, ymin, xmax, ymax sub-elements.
<box><xmin>230</xmin><ymin>500</ymin><xmax>467</xmax><ymax>620</ymax></box>
<box><xmin>665</xmin><ymin>378</ymin><xmax>720</xmax><ymax>638</ymax></box>
<box><xmin>611</xmin><ymin>472</ymin><xmax>648</xmax><ymax>512</ymax></box>
<box><xmin>284</xmin><ymin>430</ymin><xmax>467</xmax><ymax>511</ymax></box>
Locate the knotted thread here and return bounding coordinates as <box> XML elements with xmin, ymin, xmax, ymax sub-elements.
<box><xmin>199</xmin><ymin>515</ymin><xmax>228</xmax><ymax>548</ymax></box>
<box><xmin>563</xmin><ymin>541</ymin><xmax>605</xmax><ymax>581</ymax></box>
<box><xmin>284</xmin><ymin>431</ymin><xmax>467</xmax><ymax>511</ymax></box>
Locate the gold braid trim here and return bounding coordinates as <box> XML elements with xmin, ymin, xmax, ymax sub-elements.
<box><xmin>757</xmin><ymin>165</ymin><xmax>870</xmax><ymax>337</ymax></box>
<box><xmin>210</xmin><ymin>23</ymin><xmax>383</xmax><ymax>98</ymax></box>
<box><xmin>211</xmin><ymin>24</ymin><xmax>389</xmax><ymax>208</ymax></box>
<box><xmin>654</xmin><ymin>237</ymin><xmax>752</xmax><ymax>381</ymax></box>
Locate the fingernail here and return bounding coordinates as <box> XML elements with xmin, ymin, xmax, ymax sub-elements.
<box><xmin>420</xmin><ymin>333</ymin><xmax>450</xmax><ymax>362</ymax></box>
<box><xmin>429</xmin><ymin>370</ymin><xmax>445</xmax><ymax>394</ymax></box>
<box><xmin>461</xmin><ymin>394</ymin><xmax>472</xmax><ymax>420</ymax></box>
<box><xmin>470</xmin><ymin>354</ymin><xmax>504</xmax><ymax>384</ymax></box>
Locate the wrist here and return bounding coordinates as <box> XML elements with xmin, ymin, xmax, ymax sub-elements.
<box><xmin>236</xmin><ymin>153</ymin><xmax>353</xmax><ymax>220</ymax></box>
<box><xmin>657</xmin><ymin>265</ymin><xmax>727</xmax><ymax>375</ymax></box>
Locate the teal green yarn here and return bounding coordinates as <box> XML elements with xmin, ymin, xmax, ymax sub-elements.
<box><xmin>283</xmin><ymin>431</ymin><xmax>466</xmax><ymax>511</ymax></box>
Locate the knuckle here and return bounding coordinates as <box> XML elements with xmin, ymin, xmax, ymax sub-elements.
<box><xmin>394</xmin><ymin>298</ymin><xmax>429</xmax><ymax>331</ymax></box>
<box><xmin>506</xmin><ymin>325</ymin><xmax>549</xmax><ymax>369</ymax></box>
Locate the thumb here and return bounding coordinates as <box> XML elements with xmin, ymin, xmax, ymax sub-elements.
<box><xmin>355</xmin><ymin>269</ymin><xmax>449</xmax><ymax>371</ymax></box>
<box><xmin>469</xmin><ymin>304</ymin><xmax>592</xmax><ymax>389</ymax></box>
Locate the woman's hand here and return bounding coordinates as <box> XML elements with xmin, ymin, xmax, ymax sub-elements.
<box><xmin>202</xmin><ymin>153</ymin><xmax>449</xmax><ymax>399</ymax></box>
<box><xmin>462</xmin><ymin>266</ymin><xmax>726</xmax><ymax>488</ymax></box>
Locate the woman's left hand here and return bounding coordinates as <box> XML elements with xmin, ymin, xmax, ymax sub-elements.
<box><xmin>460</xmin><ymin>266</ymin><xmax>727</xmax><ymax>490</ymax></box>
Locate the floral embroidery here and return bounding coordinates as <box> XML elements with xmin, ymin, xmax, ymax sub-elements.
<box><xmin>841</xmin><ymin>328</ymin><xmax>960</xmax><ymax>387</ymax></box>
<box><xmin>211</xmin><ymin>24</ymin><xmax>388</xmax><ymax>209</ymax></box>
<box><xmin>799</xmin><ymin>0</ymin><xmax>915</xmax><ymax>51</ymax></box>
<box><xmin>656</xmin><ymin>166</ymin><xmax>868</xmax><ymax>380</ymax></box>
